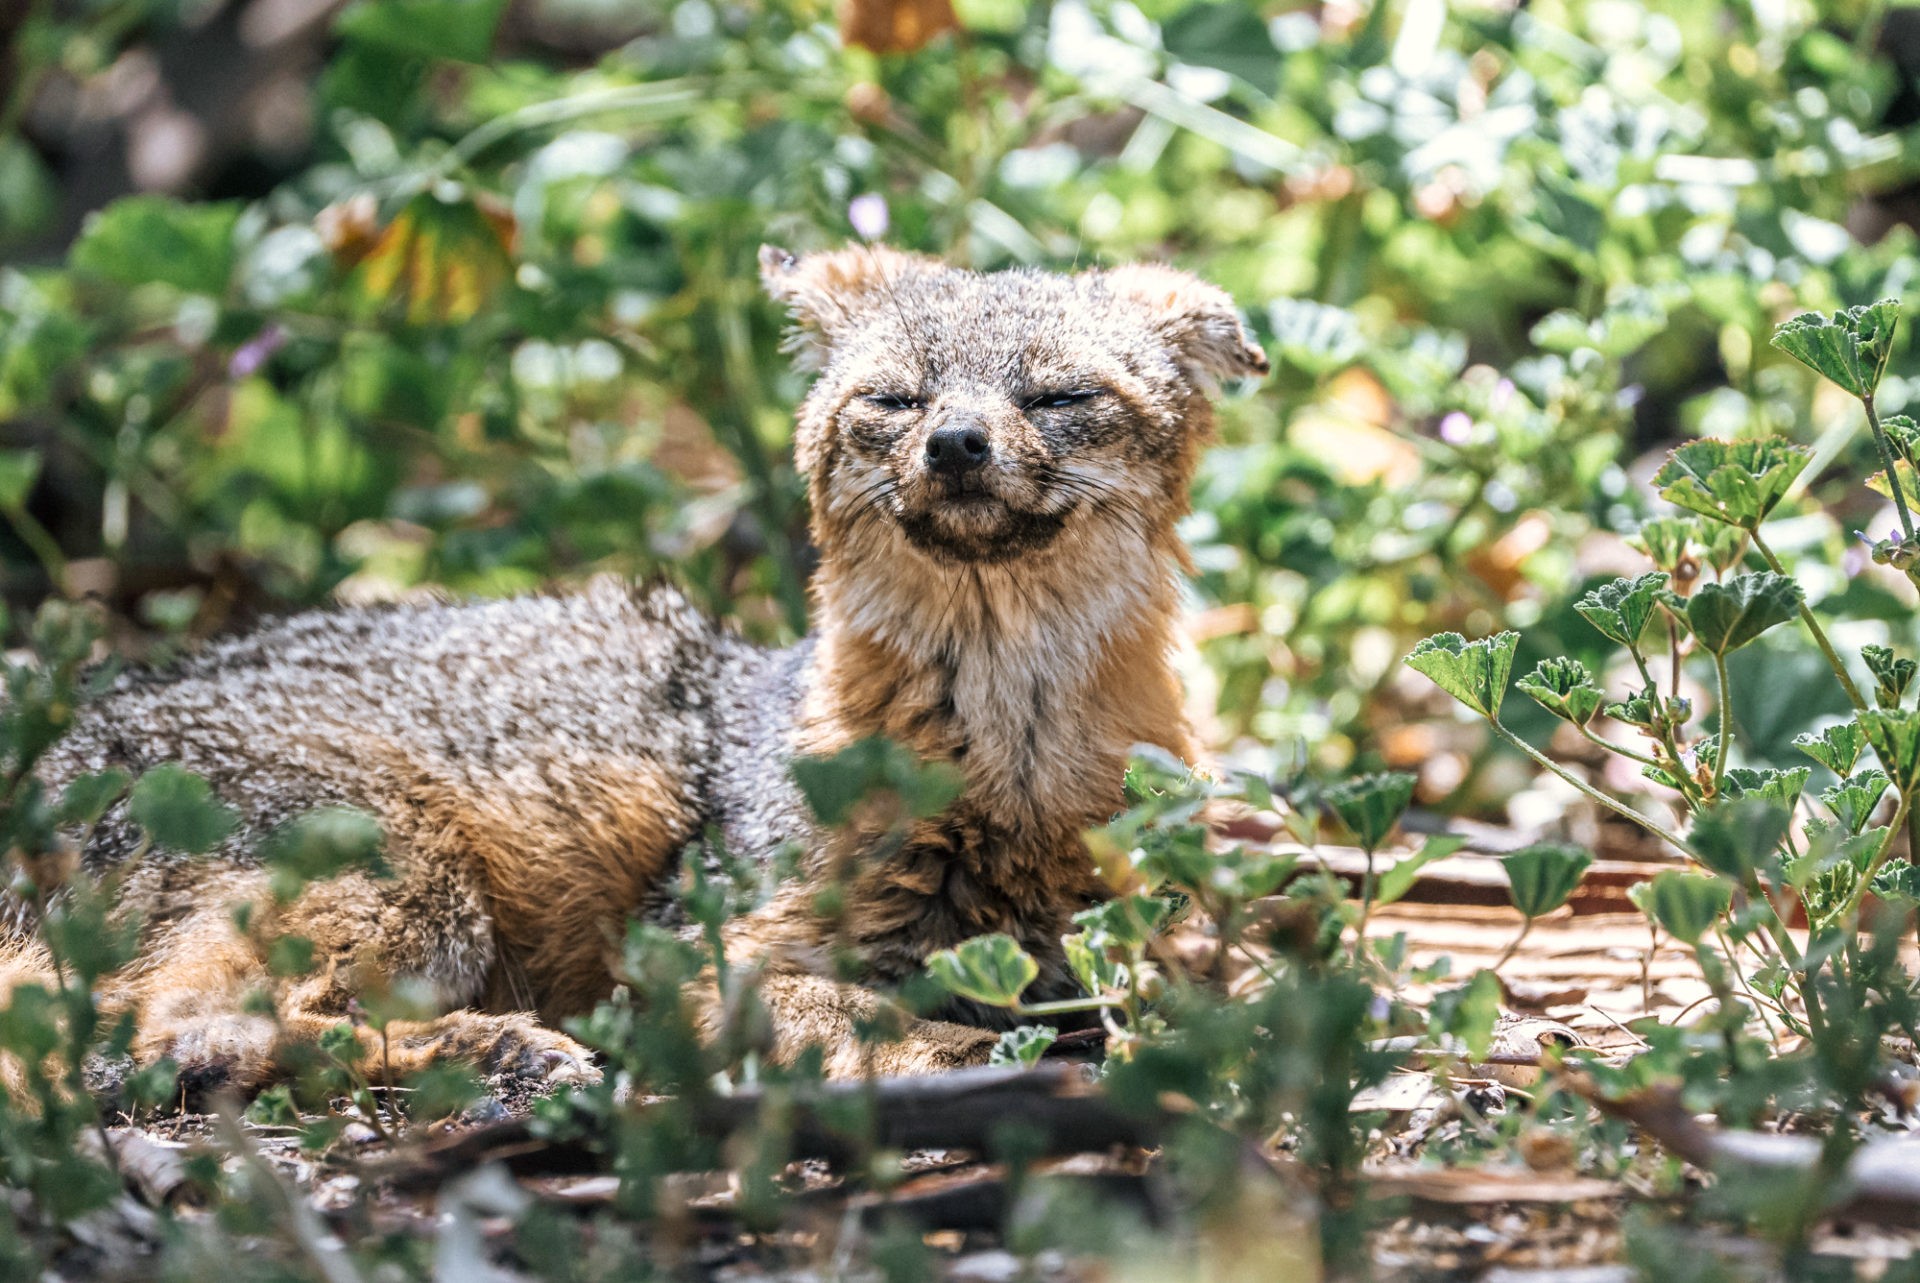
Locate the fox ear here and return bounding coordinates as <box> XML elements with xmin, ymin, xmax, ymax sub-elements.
<box><xmin>759</xmin><ymin>244</ymin><xmax>940</xmax><ymax>364</ymax></box>
<box><xmin>1101</xmin><ymin>263</ymin><xmax>1269</xmax><ymax>382</ymax></box>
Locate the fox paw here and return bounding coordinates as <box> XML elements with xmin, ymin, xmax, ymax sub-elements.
<box><xmin>474</xmin><ymin>1018</ymin><xmax>600</xmax><ymax>1087</ymax></box>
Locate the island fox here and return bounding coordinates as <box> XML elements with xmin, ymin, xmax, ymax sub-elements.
<box><xmin>0</xmin><ymin>244</ymin><xmax>1267</xmax><ymax>1093</ymax></box>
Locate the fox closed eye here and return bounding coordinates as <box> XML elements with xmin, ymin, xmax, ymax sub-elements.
<box><xmin>863</xmin><ymin>392</ymin><xmax>926</xmax><ymax>411</ymax></box>
<box><xmin>1022</xmin><ymin>389</ymin><xmax>1104</xmax><ymax>410</ymax></box>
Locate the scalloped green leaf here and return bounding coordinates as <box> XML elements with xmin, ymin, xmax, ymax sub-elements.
<box><xmin>1641</xmin><ymin>870</ymin><xmax>1732</xmax><ymax>944</ymax></box>
<box><xmin>1793</xmin><ymin>721</ymin><xmax>1866</xmax><ymax>775</ymax></box>
<box><xmin>1324</xmin><ymin>771</ymin><xmax>1416</xmax><ymax>855</ymax></box>
<box><xmin>1721</xmin><ymin>766</ymin><xmax>1810</xmax><ymax>812</ymax></box>
<box><xmin>1516</xmin><ymin>657</ymin><xmax>1606</xmax><ymax>726</ymax></box>
<box><xmin>1574</xmin><ymin>573</ymin><xmax>1669</xmax><ymax>647</ymax></box>
<box><xmin>1684</xmin><ymin>572</ymin><xmax>1803</xmax><ymax>655</ymax></box>
<box><xmin>1821</xmin><ymin>770</ymin><xmax>1890</xmax><ymax>835</ymax></box>
<box><xmin>1652</xmin><ymin>437</ymin><xmax>1812</xmax><ymax>529</ymax></box>
<box><xmin>926</xmin><ymin>934</ymin><xmax>1038</xmax><ymax>1009</ymax></box>
<box><xmin>1769</xmin><ymin>299</ymin><xmax>1901</xmax><ymax>398</ymax></box>
<box><xmin>1689</xmin><ymin>798</ymin><xmax>1793</xmax><ymax>881</ymax></box>
<box><xmin>1404</xmin><ymin>632</ymin><xmax>1519</xmax><ymax>720</ymax></box>
<box><xmin>1860</xmin><ymin>707</ymin><xmax>1920</xmax><ymax>791</ymax></box>
<box><xmin>1502</xmin><ymin>842</ymin><xmax>1594</xmax><ymax>919</ymax></box>
<box><xmin>1863</xmin><ymin>645</ymin><xmax>1916</xmax><ymax>711</ymax></box>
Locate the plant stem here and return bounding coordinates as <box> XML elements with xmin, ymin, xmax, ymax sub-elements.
<box><xmin>1750</xmin><ymin>530</ymin><xmax>1868</xmax><ymax>711</ymax></box>
<box><xmin>1488</xmin><ymin>720</ymin><xmax>1697</xmax><ymax>859</ymax></box>
<box><xmin>1712</xmin><ymin>650</ymin><xmax>1733</xmax><ymax>797</ymax></box>
<box><xmin>1493</xmin><ymin>917</ymin><xmax>1533</xmax><ymax>970</ymax></box>
<box><xmin>1576</xmin><ymin>724</ymin><xmax>1665</xmax><ymax>772</ymax></box>
<box><xmin>1014</xmin><ymin>995</ymin><xmax>1119</xmax><ymax>1018</ymax></box>
<box><xmin>1862</xmin><ymin>394</ymin><xmax>1916</xmax><ymax>542</ymax></box>
<box><xmin>1628</xmin><ymin>645</ymin><xmax>1704</xmax><ymax>809</ymax></box>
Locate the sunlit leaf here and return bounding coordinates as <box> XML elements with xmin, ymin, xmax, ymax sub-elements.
<box><xmin>1515</xmin><ymin>657</ymin><xmax>1606</xmax><ymax>726</ymax></box>
<box><xmin>1652</xmin><ymin>438</ymin><xmax>1812</xmax><ymax>529</ymax></box>
<box><xmin>1433</xmin><ymin>969</ymin><xmax>1501</xmax><ymax>1060</ymax></box>
<box><xmin>990</xmin><ymin>1025</ymin><xmax>1058</xmax><ymax>1067</ymax></box>
<box><xmin>347</xmin><ymin>188</ymin><xmax>518</xmax><ymax>326</ymax></box>
<box><xmin>1863</xmin><ymin>645</ymin><xmax>1915</xmax><ymax>710</ymax></box>
<box><xmin>1769</xmin><ymin>299</ymin><xmax>1901</xmax><ymax>398</ymax></box>
<box><xmin>1324</xmin><ymin>771</ymin><xmax>1416</xmax><ymax>854</ymax></box>
<box><xmin>1573</xmin><ymin>573</ymin><xmax>1669</xmax><ymax>647</ymax></box>
<box><xmin>1375</xmin><ymin>835</ymin><xmax>1468</xmax><ymax>908</ymax></box>
<box><xmin>1267</xmin><ymin>298</ymin><xmax>1365</xmax><ymax>377</ymax></box>
<box><xmin>926</xmin><ymin>934</ymin><xmax>1037</xmax><ymax>1009</ymax></box>
<box><xmin>1502</xmin><ymin>843</ymin><xmax>1593</xmax><ymax>919</ymax></box>
<box><xmin>1794</xmin><ymin>721</ymin><xmax>1866</xmax><ymax>775</ymax></box>
<box><xmin>1684</xmin><ymin>573</ymin><xmax>1802</xmax><ymax>655</ymax></box>
<box><xmin>1821</xmin><ymin>770</ymin><xmax>1890</xmax><ymax>835</ymax></box>
<box><xmin>1720</xmin><ymin>766</ymin><xmax>1810</xmax><ymax>813</ymax></box>
<box><xmin>1642</xmin><ymin>870</ymin><xmax>1732</xmax><ymax>944</ymax></box>
<box><xmin>1689</xmin><ymin>798</ymin><xmax>1792</xmax><ymax>882</ymax></box>
<box><xmin>1860</xmin><ymin>707</ymin><xmax>1920</xmax><ymax>790</ymax></box>
<box><xmin>70</xmin><ymin>195</ymin><xmax>242</xmax><ymax>296</ymax></box>
<box><xmin>1404</xmin><ymin>631</ymin><xmax>1519</xmax><ymax>720</ymax></box>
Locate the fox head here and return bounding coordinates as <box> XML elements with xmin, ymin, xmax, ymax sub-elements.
<box><xmin>761</xmin><ymin>245</ymin><xmax>1267</xmax><ymax>569</ymax></box>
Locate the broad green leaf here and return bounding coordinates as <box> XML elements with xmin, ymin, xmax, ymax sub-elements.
<box><xmin>1860</xmin><ymin>708</ymin><xmax>1920</xmax><ymax>790</ymax></box>
<box><xmin>1502</xmin><ymin>842</ymin><xmax>1594</xmax><ymax>919</ymax></box>
<box><xmin>1689</xmin><ymin>798</ymin><xmax>1792</xmax><ymax>881</ymax></box>
<box><xmin>0</xmin><ymin>448</ymin><xmax>40</xmax><ymax>510</ymax></box>
<box><xmin>1885</xmin><ymin>413</ymin><xmax>1920</xmax><ymax>468</ymax></box>
<box><xmin>1721</xmin><ymin>766</ymin><xmax>1810</xmax><ymax>812</ymax></box>
<box><xmin>1072</xmin><ymin>894</ymin><xmax>1173</xmax><ymax>952</ymax></box>
<box><xmin>70</xmin><ymin>196</ymin><xmax>242</xmax><ymax>296</ymax></box>
<box><xmin>1574</xmin><ymin>573</ymin><xmax>1669</xmax><ymax>647</ymax></box>
<box><xmin>1821</xmin><ymin>771</ymin><xmax>1890</xmax><ymax>835</ymax></box>
<box><xmin>1652</xmin><ymin>438</ymin><xmax>1812</xmax><ymax>529</ymax></box>
<box><xmin>1684</xmin><ymin>573</ymin><xmax>1802</xmax><ymax>655</ymax></box>
<box><xmin>1267</xmin><ymin>298</ymin><xmax>1363</xmax><ymax>377</ymax></box>
<box><xmin>1516</xmin><ymin>657</ymin><xmax>1606</xmax><ymax>726</ymax></box>
<box><xmin>1872</xmin><ymin>859</ymin><xmax>1920</xmax><ymax>906</ymax></box>
<box><xmin>1324</xmin><ymin>771</ymin><xmax>1416</xmax><ymax>854</ymax></box>
<box><xmin>345</xmin><ymin>188</ymin><xmax>518</xmax><ymax>325</ymax></box>
<box><xmin>333</xmin><ymin>0</ymin><xmax>510</xmax><ymax>63</ymax></box>
<box><xmin>260</xmin><ymin>807</ymin><xmax>388</xmax><ymax>901</ymax></box>
<box><xmin>1375</xmin><ymin>834</ymin><xmax>1469</xmax><ymax>908</ymax></box>
<box><xmin>1863</xmin><ymin>645</ymin><xmax>1915</xmax><ymax>710</ymax></box>
<box><xmin>1794</xmin><ymin>721</ymin><xmax>1866</xmax><ymax>775</ymax></box>
<box><xmin>926</xmin><ymin>934</ymin><xmax>1038</xmax><ymax>1009</ymax></box>
<box><xmin>1866</xmin><ymin>460</ymin><xmax>1920</xmax><ymax>511</ymax></box>
<box><xmin>1642</xmin><ymin>870</ymin><xmax>1732</xmax><ymax>944</ymax></box>
<box><xmin>1434</xmin><ymin>969</ymin><xmax>1502</xmax><ymax>1060</ymax></box>
<box><xmin>1769</xmin><ymin>299</ymin><xmax>1901</xmax><ymax>398</ymax></box>
<box><xmin>128</xmin><ymin>764</ymin><xmax>238</xmax><ymax>855</ymax></box>
<box><xmin>1627</xmin><ymin>518</ymin><xmax>1694</xmax><ymax>575</ymax></box>
<box><xmin>989</xmin><ymin>1026</ymin><xmax>1058</xmax><ymax>1067</ymax></box>
<box><xmin>1404</xmin><ymin>631</ymin><xmax>1519</xmax><ymax>719</ymax></box>
<box><xmin>1606</xmin><ymin>683</ymin><xmax>1662</xmax><ymax>730</ymax></box>
<box><xmin>56</xmin><ymin>768</ymin><xmax>129</xmax><ymax>827</ymax></box>
<box><xmin>1064</xmin><ymin>932</ymin><xmax>1124</xmax><ymax>995</ymax></box>
<box><xmin>791</xmin><ymin>737</ymin><xmax>965</xmax><ymax>827</ymax></box>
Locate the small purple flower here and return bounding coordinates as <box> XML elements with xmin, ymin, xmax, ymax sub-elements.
<box><xmin>849</xmin><ymin>193</ymin><xmax>890</xmax><ymax>241</ymax></box>
<box><xmin>1438</xmin><ymin>411</ymin><xmax>1472</xmax><ymax>444</ymax></box>
<box><xmin>229</xmin><ymin>324</ymin><xmax>286</xmax><ymax>379</ymax></box>
<box><xmin>1489</xmin><ymin>378</ymin><xmax>1515</xmax><ymax>415</ymax></box>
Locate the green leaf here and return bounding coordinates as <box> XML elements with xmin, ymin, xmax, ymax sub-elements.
<box><xmin>1821</xmin><ymin>770</ymin><xmax>1890</xmax><ymax>835</ymax></box>
<box><xmin>1652</xmin><ymin>438</ymin><xmax>1812</xmax><ymax>529</ymax></box>
<box><xmin>1573</xmin><ymin>573</ymin><xmax>1669</xmax><ymax>647</ymax></box>
<box><xmin>1515</xmin><ymin>657</ymin><xmax>1606</xmax><ymax>726</ymax></box>
<box><xmin>1794</xmin><ymin>721</ymin><xmax>1866</xmax><ymax>775</ymax></box>
<box><xmin>0</xmin><ymin>448</ymin><xmax>41</xmax><ymax>510</ymax></box>
<box><xmin>1071</xmin><ymin>894</ymin><xmax>1172</xmax><ymax>952</ymax></box>
<box><xmin>1684</xmin><ymin>573</ymin><xmax>1803</xmax><ymax>655</ymax></box>
<box><xmin>925</xmin><ymin>934</ymin><xmax>1038</xmax><ymax>1009</ymax></box>
<box><xmin>1689</xmin><ymin>798</ymin><xmax>1793</xmax><ymax>882</ymax></box>
<box><xmin>56</xmin><ymin>768</ymin><xmax>129</xmax><ymax>827</ymax></box>
<box><xmin>989</xmin><ymin>1026</ymin><xmax>1058</xmax><ymax>1068</ymax></box>
<box><xmin>1885</xmin><ymin>414</ymin><xmax>1920</xmax><ymax>469</ymax></box>
<box><xmin>1266</xmin><ymin>298</ymin><xmax>1363</xmax><ymax>377</ymax></box>
<box><xmin>1627</xmin><ymin>518</ymin><xmax>1695</xmax><ymax>576</ymax></box>
<box><xmin>333</xmin><ymin>0</ymin><xmax>510</xmax><ymax>63</ymax></box>
<box><xmin>1641</xmin><ymin>870</ymin><xmax>1732</xmax><ymax>944</ymax></box>
<box><xmin>1375</xmin><ymin>835</ymin><xmax>1469</xmax><ymax>908</ymax></box>
<box><xmin>1323</xmin><ymin>771</ymin><xmax>1416</xmax><ymax>854</ymax></box>
<box><xmin>1863</xmin><ymin>645</ymin><xmax>1916</xmax><ymax>710</ymax></box>
<box><xmin>1721</xmin><ymin>766</ymin><xmax>1810</xmax><ymax>812</ymax></box>
<box><xmin>1404</xmin><ymin>631</ymin><xmax>1519</xmax><ymax>720</ymax></box>
<box><xmin>70</xmin><ymin>196</ymin><xmax>242</xmax><ymax>296</ymax></box>
<box><xmin>1433</xmin><ymin>969</ymin><xmax>1502</xmax><ymax>1060</ymax></box>
<box><xmin>127</xmin><ymin>765</ymin><xmax>238</xmax><ymax>855</ymax></box>
<box><xmin>1501</xmin><ymin>842</ymin><xmax>1594</xmax><ymax>919</ymax></box>
<box><xmin>1769</xmin><ymin>299</ymin><xmax>1901</xmax><ymax>399</ymax></box>
<box><xmin>1872</xmin><ymin>859</ymin><xmax>1920</xmax><ymax>907</ymax></box>
<box><xmin>790</xmin><ymin>737</ymin><xmax>965</xmax><ymax>827</ymax></box>
<box><xmin>260</xmin><ymin>808</ymin><xmax>388</xmax><ymax>901</ymax></box>
<box><xmin>1860</xmin><ymin>707</ymin><xmax>1920</xmax><ymax>790</ymax></box>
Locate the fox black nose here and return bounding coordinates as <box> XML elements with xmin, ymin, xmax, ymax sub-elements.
<box><xmin>925</xmin><ymin>425</ymin><xmax>990</xmax><ymax>476</ymax></box>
